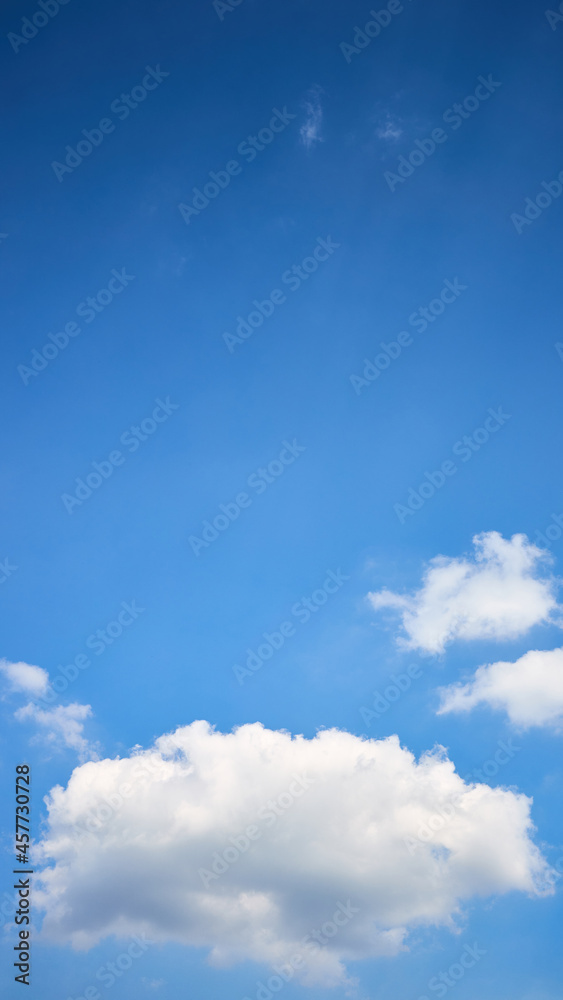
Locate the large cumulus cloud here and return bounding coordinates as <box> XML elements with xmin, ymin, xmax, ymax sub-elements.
<box><xmin>36</xmin><ymin>721</ymin><xmax>552</xmax><ymax>986</ymax></box>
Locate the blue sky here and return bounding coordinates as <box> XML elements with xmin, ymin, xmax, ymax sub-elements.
<box><xmin>1</xmin><ymin>0</ymin><xmax>563</xmax><ymax>997</ymax></box>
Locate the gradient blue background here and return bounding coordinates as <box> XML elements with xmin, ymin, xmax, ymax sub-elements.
<box><xmin>1</xmin><ymin>0</ymin><xmax>562</xmax><ymax>996</ymax></box>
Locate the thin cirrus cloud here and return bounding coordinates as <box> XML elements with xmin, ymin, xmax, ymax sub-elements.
<box><xmin>438</xmin><ymin>647</ymin><xmax>563</xmax><ymax>730</ymax></box>
<box><xmin>369</xmin><ymin>532</ymin><xmax>561</xmax><ymax>655</ymax></box>
<box><xmin>0</xmin><ymin>657</ymin><xmax>96</xmax><ymax>760</ymax></box>
<box><xmin>15</xmin><ymin>702</ymin><xmax>97</xmax><ymax>762</ymax></box>
<box><xmin>300</xmin><ymin>86</ymin><xmax>324</xmax><ymax>149</ymax></box>
<box><xmin>36</xmin><ymin>721</ymin><xmax>551</xmax><ymax>987</ymax></box>
<box><xmin>376</xmin><ymin>117</ymin><xmax>403</xmax><ymax>140</ymax></box>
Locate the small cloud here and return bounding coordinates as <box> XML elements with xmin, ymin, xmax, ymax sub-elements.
<box><xmin>0</xmin><ymin>658</ymin><xmax>49</xmax><ymax>697</ymax></box>
<box><xmin>369</xmin><ymin>532</ymin><xmax>560</xmax><ymax>655</ymax></box>
<box><xmin>300</xmin><ymin>86</ymin><xmax>324</xmax><ymax>150</ymax></box>
<box><xmin>141</xmin><ymin>978</ymin><xmax>166</xmax><ymax>990</ymax></box>
<box><xmin>2</xmin><ymin>657</ymin><xmax>97</xmax><ymax>759</ymax></box>
<box><xmin>14</xmin><ymin>702</ymin><xmax>98</xmax><ymax>762</ymax></box>
<box><xmin>173</xmin><ymin>256</ymin><xmax>187</xmax><ymax>277</ymax></box>
<box><xmin>376</xmin><ymin>117</ymin><xmax>403</xmax><ymax>141</ymax></box>
<box><xmin>438</xmin><ymin>646</ymin><xmax>563</xmax><ymax>730</ymax></box>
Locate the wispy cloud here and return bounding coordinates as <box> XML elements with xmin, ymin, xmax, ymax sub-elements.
<box><xmin>300</xmin><ymin>86</ymin><xmax>324</xmax><ymax>150</ymax></box>
<box><xmin>376</xmin><ymin>117</ymin><xmax>403</xmax><ymax>141</ymax></box>
<box><xmin>14</xmin><ymin>702</ymin><xmax>98</xmax><ymax>762</ymax></box>
<box><xmin>1</xmin><ymin>656</ymin><xmax>98</xmax><ymax>760</ymax></box>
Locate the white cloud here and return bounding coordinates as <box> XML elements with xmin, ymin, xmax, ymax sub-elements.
<box><xmin>369</xmin><ymin>532</ymin><xmax>560</xmax><ymax>654</ymax></box>
<box><xmin>1</xmin><ymin>657</ymin><xmax>97</xmax><ymax>760</ymax></box>
<box><xmin>14</xmin><ymin>702</ymin><xmax>97</xmax><ymax>762</ymax></box>
<box><xmin>0</xmin><ymin>657</ymin><xmax>49</xmax><ymax>697</ymax></box>
<box><xmin>36</xmin><ymin>722</ymin><xmax>551</xmax><ymax>986</ymax></box>
<box><xmin>300</xmin><ymin>86</ymin><xmax>324</xmax><ymax>149</ymax></box>
<box><xmin>376</xmin><ymin>117</ymin><xmax>403</xmax><ymax>140</ymax></box>
<box><xmin>438</xmin><ymin>647</ymin><xmax>563</xmax><ymax>730</ymax></box>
